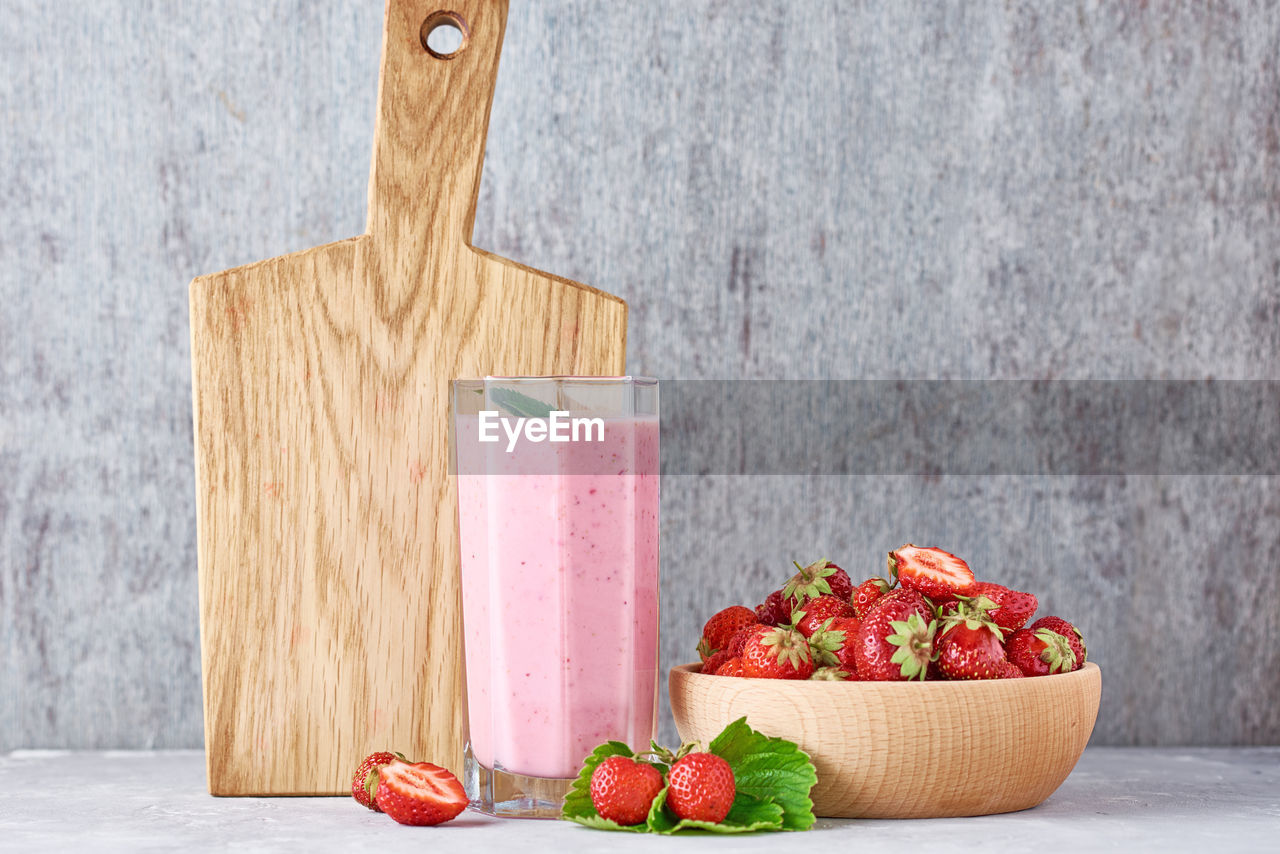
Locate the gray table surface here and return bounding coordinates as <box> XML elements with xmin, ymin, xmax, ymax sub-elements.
<box><xmin>2</xmin><ymin>748</ymin><xmax>1277</xmax><ymax>853</ymax></box>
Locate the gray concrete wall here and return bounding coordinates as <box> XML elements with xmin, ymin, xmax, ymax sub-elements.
<box><xmin>1</xmin><ymin>1</ymin><xmax>1277</xmax><ymax>752</ymax></box>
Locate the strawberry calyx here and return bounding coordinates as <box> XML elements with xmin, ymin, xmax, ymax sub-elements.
<box><xmin>781</xmin><ymin>558</ymin><xmax>838</xmax><ymax>605</ymax></box>
<box><xmin>759</xmin><ymin>625</ymin><xmax>813</xmax><ymax>672</ymax></box>
<box><xmin>938</xmin><ymin>596</ymin><xmax>1005</xmax><ymax>641</ymax></box>
<box><xmin>1033</xmin><ymin>628</ymin><xmax>1077</xmax><ymax>673</ymax></box>
<box><xmin>810</xmin><ymin>666</ymin><xmax>850</xmax><ymax>681</ymax></box>
<box><xmin>806</xmin><ymin>618</ymin><xmax>846</xmax><ymax>667</ymax></box>
<box><xmin>884</xmin><ymin>613</ymin><xmax>938</xmax><ymax>681</ymax></box>
<box><xmin>637</xmin><ymin>739</ymin><xmax>697</xmax><ymax>767</ymax></box>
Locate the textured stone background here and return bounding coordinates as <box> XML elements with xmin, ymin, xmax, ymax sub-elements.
<box><xmin>1</xmin><ymin>0</ymin><xmax>1278</xmax><ymax>753</ymax></box>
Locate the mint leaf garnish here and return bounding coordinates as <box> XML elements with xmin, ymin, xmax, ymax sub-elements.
<box><xmin>489</xmin><ymin>387</ymin><xmax>554</xmax><ymax>419</ymax></box>
<box><xmin>709</xmin><ymin>717</ymin><xmax>818</xmax><ymax>831</ymax></box>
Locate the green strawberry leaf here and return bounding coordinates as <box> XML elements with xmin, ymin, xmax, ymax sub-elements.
<box><xmin>489</xmin><ymin>387</ymin><xmax>555</xmax><ymax>419</ymax></box>
<box><xmin>645</xmin><ymin>787</ymin><xmax>784</xmax><ymax>834</ymax></box>
<box><xmin>561</xmin><ymin>741</ymin><xmax>651</xmax><ymax>832</ymax></box>
<box><xmin>708</xmin><ymin>717</ymin><xmax>818</xmax><ymax>831</ymax></box>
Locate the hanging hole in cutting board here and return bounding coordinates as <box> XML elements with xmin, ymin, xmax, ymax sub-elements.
<box><xmin>421</xmin><ymin>12</ymin><xmax>468</xmax><ymax>59</ymax></box>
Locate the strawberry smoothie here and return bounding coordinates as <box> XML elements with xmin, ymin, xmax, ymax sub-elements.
<box><xmin>453</xmin><ymin>384</ymin><xmax>659</xmax><ymax>790</ymax></box>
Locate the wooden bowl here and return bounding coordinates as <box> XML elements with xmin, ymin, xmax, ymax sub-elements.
<box><xmin>669</xmin><ymin>662</ymin><xmax>1100</xmax><ymax>819</ymax></box>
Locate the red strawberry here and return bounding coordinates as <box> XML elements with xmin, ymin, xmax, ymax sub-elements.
<box><xmin>935</xmin><ymin>615</ymin><xmax>1006</xmax><ymax>680</ymax></box>
<box><xmin>741</xmin><ymin>625</ymin><xmax>815</xmax><ymax>679</ymax></box>
<box><xmin>1006</xmin><ymin>627</ymin><xmax>1078</xmax><ymax>676</ymax></box>
<box><xmin>666</xmin><ymin>752</ymin><xmax>736</xmax><ymax>824</ymax></box>
<box><xmin>794</xmin><ymin>594</ymin><xmax>856</xmax><ymax>637</ymax></box>
<box><xmin>996</xmin><ymin>660</ymin><xmax>1025</xmax><ymax>679</ymax></box>
<box><xmin>970</xmin><ymin>582</ymin><xmax>1038</xmax><ymax>632</ymax></box>
<box><xmin>726</xmin><ymin>623</ymin><xmax>764</xmax><ymax>657</ymax></box>
<box><xmin>808</xmin><ymin>615</ymin><xmax>861</xmax><ymax>673</ymax></box>
<box><xmin>375</xmin><ymin>760</ymin><xmax>468</xmax><ymax>826</ymax></box>
<box><xmin>715</xmin><ymin>657</ymin><xmax>745</xmax><ymax>677</ymax></box>
<box><xmin>889</xmin><ymin>545</ymin><xmax>976</xmax><ymax>599</ymax></box>
<box><xmin>1030</xmin><ymin>616</ymin><xmax>1087</xmax><ymax>664</ymax></box>
<box><xmin>697</xmin><ymin>605</ymin><xmax>757</xmax><ymax>660</ymax></box>
<box><xmin>853</xmin><ymin>588</ymin><xmax>937</xmax><ymax>681</ymax></box>
<box><xmin>782</xmin><ymin>558</ymin><xmax>853</xmax><ymax>607</ymax></box>
<box><xmin>852</xmin><ymin>577</ymin><xmax>892</xmax><ymax>618</ymax></box>
<box><xmin>589</xmin><ymin>755</ymin><xmax>664</xmax><ymax>825</ymax></box>
<box><xmin>755</xmin><ymin>590</ymin><xmax>788</xmax><ymax>626</ymax></box>
<box><xmin>810</xmin><ymin>666</ymin><xmax>851</xmax><ymax>680</ymax></box>
<box><xmin>700</xmin><ymin>649</ymin><xmax>733</xmax><ymax>676</ymax></box>
<box><xmin>351</xmin><ymin>751</ymin><xmax>398</xmax><ymax>810</ymax></box>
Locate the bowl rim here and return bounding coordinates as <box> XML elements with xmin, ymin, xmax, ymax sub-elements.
<box><xmin>672</xmin><ymin>660</ymin><xmax>1100</xmax><ymax>687</ymax></box>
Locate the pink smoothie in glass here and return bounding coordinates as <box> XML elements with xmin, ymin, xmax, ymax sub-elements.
<box><xmin>456</xmin><ymin>414</ymin><xmax>659</xmax><ymax>780</ymax></box>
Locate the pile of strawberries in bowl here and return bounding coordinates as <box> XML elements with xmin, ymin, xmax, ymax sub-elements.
<box><xmin>696</xmin><ymin>544</ymin><xmax>1087</xmax><ymax>682</ymax></box>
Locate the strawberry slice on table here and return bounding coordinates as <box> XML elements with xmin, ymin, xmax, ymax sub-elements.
<box><xmin>970</xmin><ymin>581</ymin><xmax>1038</xmax><ymax>632</ymax></box>
<box><xmin>697</xmin><ymin>605</ymin><xmax>757</xmax><ymax>660</ymax></box>
<box><xmin>351</xmin><ymin>751</ymin><xmax>399</xmax><ymax>810</ymax></box>
<box><xmin>889</xmin><ymin>545</ymin><xmax>976</xmax><ymax>600</ymax></box>
<box><xmin>375</xmin><ymin>760</ymin><xmax>469</xmax><ymax>826</ymax></box>
<box><xmin>854</xmin><ymin>588</ymin><xmax>937</xmax><ymax>681</ymax></box>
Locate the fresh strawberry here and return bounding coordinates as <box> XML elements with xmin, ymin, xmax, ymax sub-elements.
<box><xmin>782</xmin><ymin>558</ymin><xmax>853</xmax><ymax>606</ymax></box>
<box><xmin>935</xmin><ymin>614</ymin><xmax>1006</xmax><ymax>680</ymax></box>
<box><xmin>888</xmin><ymin>545</ymin><xmax>976</xmax><ymax>599</ymax></box>
<box><xmin>741</xmin><ymin>625</ymin><xmax>815</xmax><ymax>680</ymax></box>
<box><xmin>970</xmin><ymin>582</ymin><xmax>1038</xmax><ymax>632</ymax></box>
<box><xmin>810</xmin><ymin>666</ymin><xmax>851</xmax><ymax>680</ymax></box>
<box><xmin>589</xmin><ymin>755</ymin><xmax>664</xmax><ymax>825</ymax></box>
<box><xmin>666</xmin><ymin>752</ymin><xmax>736</xmax><ymax>824</ymax></box>
<box><xmin>351</xmin><ymin>751</ymin><xmax>398</xmax><ymax>810</ymax></box>
<box><xmin>794</xmin><ymin>594</ymin><xmax>856</xmax><ymax>637</ymax></box>
<box><xmin>755</xmin><ymin>590</ymin><xmax>788</xmax><ymax>626</ymax></box>
<box><xmin>996</xmin><ymin>660</ymin><xmax>1025</xmax><ymax>679</ymax></box>
<box><xmin>700</xmin><ymin>649</ymin><xmax>733</xmax><ymax>676</ymax></box>
<box><xmin>852</xmin><ymin>577</ymin><xmax>892</xmax><ymax>618</ymax></box>
<box><xmin>697</xmin><ymin>605</ymin><xmax>757</xmax><ymax>660</ymax></box>
<box><xmin>853</xmin><ymin>588</ymin><xmax>937</xmax><ymax>681</ymax></box>
<box><xmin>715</xmin><ymin>657</ymin><xmax>745</xmax><ymax>677</ymax></box>
<box><xmin>725</xmin><ymin>623</ymin><xmax>765</xmax><ymax>658</ymax></box>
<box><xmin>1030</xmin><ymin>616</ymin><xmax>1087</xmax><ymax>664</ymax></box>
<box><xmin>1006</xmin><ymin>627</ymin><xmax>1078</xmax><ymax>676</ymax></box>
<box><xmin>375</xmin><ymin>760</ymin><xmax>468</xmax><ymax>826</ymax></box>
<box><xmin>808</xmin><ymin>615</ymin><xmax>861</xmax><ymax>673</ymax></box>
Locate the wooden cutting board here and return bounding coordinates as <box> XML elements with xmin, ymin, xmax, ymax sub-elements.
<box><xmin>188</xmin><ymin>0</ymin><xmax>626</xmax><ymax>795</ymax></box>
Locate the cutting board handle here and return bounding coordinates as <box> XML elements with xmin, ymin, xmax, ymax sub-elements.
<box><xmin>366</xmin><ymin>0</ymin><xmax>509</xmax><ymax>259</ymax></box>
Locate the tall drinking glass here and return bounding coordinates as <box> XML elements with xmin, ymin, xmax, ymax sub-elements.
<box><xmin>451</xmin><ymin>377</ymin><xmax>660</xmax><ymax>818</ymax></box>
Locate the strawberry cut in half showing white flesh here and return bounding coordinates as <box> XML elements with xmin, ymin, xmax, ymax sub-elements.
<box><xmin>375</xmin><ymin>760</ymin><xmax>469</xmax><ymax>826</ymax></box>
<box><xmin>889</xmin><ymin>545</ymin><xmax>976</xmax><ymax>600</ymax></box>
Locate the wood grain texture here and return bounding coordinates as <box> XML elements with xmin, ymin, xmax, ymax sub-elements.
<box><xmin>189</xmin><ymin>0</ymin><xmax>625</xmax><ymax>794</ymax></box>
<box><xmin>670</xmin><ymin>663</ymin><xmax>1102</xmax><ymax>818</ymax></box>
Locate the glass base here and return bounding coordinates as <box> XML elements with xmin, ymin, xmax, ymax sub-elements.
<box><xmin>464</xmin><ymin>745</ymin><xmax>576</xmax><ymax>819</ymax></box>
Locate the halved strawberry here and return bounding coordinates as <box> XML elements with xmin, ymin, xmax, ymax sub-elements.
<box><xmin>889</xmin><ymin>545</ymin><xmax>976</xmax><ymax>599</ymax></box>
<box><xmin>375</xmin><ymin>760</ymin><xmax>468</xmax><ymax>826</ymax></box>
